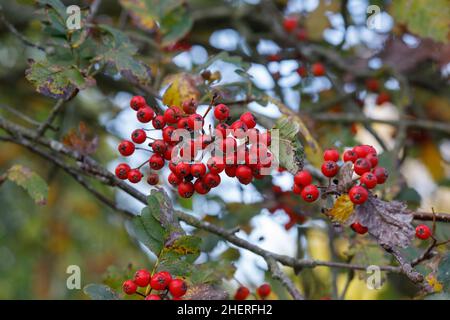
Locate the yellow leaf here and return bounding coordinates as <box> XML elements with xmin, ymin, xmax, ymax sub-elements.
<box><xmin>119</xmin><ymin>0</ymin><xmax>157</xmax><ymax>31</ymax></box>
<box><xmin>304</xmin><ymin>0</ymin><xmax>341</xmax><ymax>40</ymax></box>
<box><xmin>328</xmin><ymin>194</ymin><xmax>354</xmax><ymax>223</ymax></box>
<box><xmin>426</xmin><ymin>274</ymin><xmax>443</xmax><ymax>293</ymax></box>
<box><xmin>420</xmin><ymin>140</ymin><xmax>444</xmax><ymax>181</ymax></box>
<box><xmin>162</xmin><ymin>73</ymin><xmax>201</xmax><ymax>109</ymax></box>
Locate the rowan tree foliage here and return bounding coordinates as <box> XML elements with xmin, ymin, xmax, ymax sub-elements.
<box><xmin>0</xmin><ymin>0</ymin><xmax>449</xmax><ymax>300</ymax></box>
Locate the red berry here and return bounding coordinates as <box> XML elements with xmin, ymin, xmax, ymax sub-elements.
<box><xmin>351</xmin><ymin>222</ymin><xmax>368</xmax><ymax>234</ymax></box>
<box><xmin>376</xmin><ymin>92</ymin><xmax>390</xmax><ymax>105</ymax></box>
<box><xmin>178</xmin><ymin>181</ymin><xmax>194</xmax><ymax>198</ymax></box>
<box><xmin>147</xmin><ymin>172</ymin><xmax>159</xmax><ymax>186</ymax></box>
<box><xmin>130</xmin><ymin>95</ymin><xmax>146</xmax><ymax>111</ymax></box>
<box><xmin>354</xmin><ymin>158</ymin><xmax>371</xmax><ymax>176</ymax></box>
<box><xmin>219</xmin><ymin>137</ymin><xmax>237</xmax><ymax>153</ymax></box>
<box><xmin>293</xmin><ymin>183</ymin><xmax>303</xmax><ymax>195</ymax></box>
<box><xmin>214</xmin><ymin>104</ymin><xmax>230</xmax><ymax>121</ymax></box>
<box><xmin>190</xmin><ymin>163</ymin><xmax>206</xmax><ymax>178</ymax></box>
<box><xmin>296</xmin><ymin>66</ymin><xmax>308</xmax><ymax>77</ymax></box>
<box><xmin>164</xmin><ymin>144</ymin><xmax>174</xmax><ymax>160</ymax></box>
<box><xmin>162</xmin><ymin>126</ymin><xmax>176</xmax><ymax>143</ymax></box>
<box><xmin>240</xmin><ymin>112</ymin><xmax>256</xmax><ymax>129</ymax></box>
<box><xmin>365</xmin><ymin>78</ymin><xmax>380</xmax><ymax>92</ymax></box>
<box><xmin>352</xmin><ymin>145</ymin><xmax>368</xmax><ymax>158</ymax></box>
<box><xmin>311</xmin><ymin>63</ymin><xmax>326</xmax><ymax>76</ymax></box>
<box><xmin>149</xmin><ymin>154</ymin><xmax>165</xmax><ymax>170</ymax></box>
<box><xmin>203</xmin><ymin>172</ymin><xmax>221</xmax><ymax>188</ymax></box>
<box><xmin>260</xmin><ymin>132</ymin><xmax>271</xmax><ymax>146</ymax></box>
<box><xmin>182</xmin><ymin>100</ymin><xmax>197</xmax><ymax>114</ymax></box>
<box><xmin>321</xmin><ymin>160</ymin><xmax>339</xmax><ymax>177</ymax></box>
<box><xmin>122</xmin><ymin>280</ymin><xmax>137</xmax><ymax>295</ymax></box>
<box><xmin>168</xmin><ymin>279</ymin><xmax>187</xmax><ymax>298</ymax></box>
<box><xmin>236</xmin><ymin>165</ymin><xmax>252</xmax><ymax>184</ymax></box>
<box><xmin>215</xmin><ymin>123</ymin><xmax>230</xmax><ymax>138</ymax></box>
<box><xmin>168</xmin><ymin>172</ymin><xmax>182</xmax><ymax>186</ymax></box>
<box><xmin>225</xmin><ymin>166</ymin><xmax>237</xmax><ymax>177</ymax></box>
<box><xmin>283</xmin><ymin>16</ymin><xmax>298</xmax><ymax>33</ymax></box>
<box><xmin>415</xmin><ymin>224</ymin><xmax>432</xmax><ymax>240</ymax></box>
<box><xmin>348</xmin><ymin>185</ymin><xmax>368</xmax><ymax>204</ymax></box>
<box><xmin>150</xmin><ymin>271</ymin><xmax>172</xmax><ymax>290</ymax></box>
<box><xmin>194</xmin><ymin>179</ymin><xmax>210</xmax><ymax>194</ymax></box>
<box><xmin>294</xmin><ymin>170</ymin><xmax>312</xmax><ymax>186</ymax></box>
<box><xmin>145</xmin><ymin>294</ymin><xmax>161</xmax><ymax>300</ymax></box>
<box><xmin>372</xmin><ymin>167</ymin><xmax>388</xmax><ymax>184</ymax></box>
<box><xmin>207</xmin><ymin>156</ymin><xmax>225</xmax><ymax>174</ymax></box>
<box><xmin>118</xmin><ymin>140</ymin><xmax>135</xmax><ymax>156</ymax></box>
<box><xmin>176</xmin><ymin>162</ymin><xmax>191</xmax><ymax>178</ymax></box>
<box><xmin>301</xmin><ymin>184</ymin><xmax>319</xmax><ymax>202</ymax></box>
<box><xmin>163</xmin><ymin>107</ymin><xmax>182</xmax><ymax>124</ymax></box>
<box><xmin>230</xmin><ymin>120</ymin><xmax>248</xmax><ymax>138</ymax></box>
<box><xmin>134</xmin><ymin>269</ymin><xmax>151</xmax><ymax>287</ymax></box>
<box><xmin>257</xmin><ymin>284</ymin><xmax>271</xmax><ymax>299</ymax></box>
<box><xmin>137</xmin><ymin>107</ymin><xmax>155</xmax><ymax>123</ymax></box>
<box><xmin>151</xmin><ymin>139</ymin><xmax>167</xmax><ymax>155</ymax></box>
<box><xmin>177</xmin><ymin>117</ymin><xmax>190</xmax><ymax>130</ymax></box>
<box><xmin>366</xmin><ymin>153</ymin><xmax>378</xmax><ymax>168</ymax></box>
<box><xmin>360</xmin><ymin>172</ymin><xmax>377</xmax><ymax>189</ymax></box>
<box><xmin>152</xmin><ymin>115</ymin><xmax>166</xmax><ymax>129</ymax></box>
<box><xmin>296</xmin><ymin>28</ymin><xmax>308</xmax><ymax>41</ymax></box>
<box><xmin>187</xmin><ymin>114</ymin><xmax>204</xmax><ymax>130</ymax></box>
<box><xmin>234</xmin><ymin>286</ymin><xmax>250</xmax><ymax>300</ymax></box>
<box><xmin>131</xmin><ymin>129</ymin><xmax>147</xmax><ymax>144</ymax></box>
<box><xmin>115</xmin><ymin>163</ymin><xmax>131</xmax><ymax>180</ymax></box>
<box><xmin>323</xmin><ymin>148</ymin><xmax>340</xmax><ymax>162</ymax></box>
<box><xmin>343</xmin><ymin>150</ymin><xmax>358</xmax><ymax>163</ymax></box>
<box><xmin>128</xmin><ymin>169</ymin><xmax>143</xmax><ymax>183</ymax></box>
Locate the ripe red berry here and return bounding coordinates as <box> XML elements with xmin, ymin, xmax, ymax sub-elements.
<box><xmin>225</xmin><ymin>165</ymin><xmax>237</xmax><ymax>177</ymax></box>
<box><xmin>240</xmin><ymin>112</ymin><xmax>256</xmax><ymax>129</ymax></box>
<box><xmin>178</xmin><ymin>181</ymin><xmax>194</xmax><ymax>198</ymax></box>
<box><xmin>352</xmin><ymin>145</ymin><xmax>369</xmax><ymax>158</ymax></box>
<box><xmin>134</xmin><ymin>269</ymin><xmax>151</xmax><ymax>287</ymax></box>
<box><xmin>118</xmin><ymin>140</ymin><xmax>135</xmax><ymax>156</ymax></box>
<box><xmin>372</xmin><ymin>167</ymin><xmax>388</xmax><ymax>184</ymax></box>
<box><xmin>150</xmin><ymin>271</ymin><xmax>172</xmax><ymax>290</ymax></box>
<box><xmin>257</xmin><ymin>284</ymin><xmax>271</xmax><ymax>299</ymax></box>
<box><xmin>236</xmin><ymin>165</ymin><xmax>253</xmax><ymax>184</ymax></box>
<box><xmin>360</xmin><ymin>172</ymin><xmax>377</xmax><ymax>189</ymax></box>
<box><xmin>219</xmin><ymin>137</ymin><xmax>237</xmax><ymax>153</ymax></box>
<box><xmin>296</xmin><ymin>66</ymin><xmax>308</xmax><ymax>77</ymax></box>
<box><xmin>131</xmin><ymin>129</ymin><xmax>147</xmax><ymax>144</ymax></box>
<box><xmin>187</xmin><ymin>114</ymin><xmax>204</xmax><ymax>130</ymax></box>
<box><xmin>301</xmin><ymin>184</ymin><xmax>320</xmax><ymax>202</ymax></box>
<box><xmin>163</xmin><ymin>107</ymin><xmax>182</xmax><ymax>124</ymax></box>
<box><xmin>122</xmin><ymin>280</ymin><xmax>137</xmax><ymax>295</ymax></box>
<box><xmin>147</xmin><ymin>172</ymin><xmax>159</xmax><ymax>186</ymax></box>
<box><xmin>175</xmin><ymin>162</ymin><xmax>191</xmax><ymax>177</ymax></box>
<box><xmin>127</xmin><ymin>169</ymin><xmax>143</xmax><ymax>183</ymax></box>
<box><xmin>323</xmin><ymin>148</ymin><xmax>340</xmax><ymax>162</ymax></box>
<box><xmin>151</xmin><ymin>139</ymin><xmax>167</xmax><ymax>155</ymax></box>
<box><xmin>321</xmin><ymin>160</ymin><xmax>339</xmax><ymax>177</ymax></box>
<box><xmin>294</xmin><ymin>170</ymin><xmax>312</xmax><ymax>186</ymax></box>
<box><xmin>152</xmin><ymin>115</ymin><xmax>166</xmax><ymax>129</ymax></box>
<box><xmin>354</xmin><ymin>158</ymin><xmax>371</xmax><ymax>176</ymax></box>
<box><xmin>348</xmin><ymin>185</ymin><xmax>368</xmax><ymax>204</ymax></box>
<box><xmin>234</xmin><ymin>286</ymin><xmax>250</xmax><ymax>300</ymax></box>
<box><xmin>168</xmin><ymin>172</ymin><xmax>182</xmax><ymax>186</ymax></box>
<box><xmin>343</xmin><ymin>150</ymin><xmax>358</xmax><ymax>163</ymax></box>
<box><xmin>376</xmin><ymin>92</ymin><xmax>390</xmax><ymax>105</ymax></box>
<box><xmin>194</xmin><ymin>179</ymin><xmax>210</xmax><ymax>194</ymax></box>
<box><xmin>260</xmin><ymin>132</ymin><xmax>271</xmax><ymax>146</ymax></box>
<box><xmin>283</xmin><ymin>16</ymin><xmax>298</xmax><ymax>33</ymax></box>
<box><xmin>293</xmin><ymin>183</ymin><xmax>303</xmax><ymax>195</ymax></box>
<box><xmin>296</xmin><ymin>28</ymin><xmax>308</xmax><ymax>41</ymax></box>
<box><xmin>177</xmin><ymin>117</ymin><xmax>190</xmax><ymax>130</ymax></box>
<box><xmin>137</xmin><ymin>107</ymin><xmax>155</xmax><ymax>123</ymax></box>
<box><xmin>182</xmin><ymin>100</ymin><xmax>197</xmax><ymax>114</ymax></box>
<box><xmin>214</xmin><ymin>104</ymin><xmax>230</xmax><ymax>121</ymax></box>
<box><xmin>145</xmin><ymin>294</ymin><xmax>161</xmax><ymax>300</ymax></box>
<box><xmin>207</xmin><ymin>156</ymin><xmax>225</xmax><ymax>174</ymax></box>
<box><xmin>311</xmin><ymin>63</ymin><xmax>326</xmax><ymax>76</ymax></box>
<box><xmin>365</xmin><ymin>78</ymin><xmax>380</xmax><ymax>92</ymax></box>
<box><xmin>169</xmin><ymin>279</ymin><xmax>187</xmax><ymax>298</ymax></box>
<box><xmin>115</xmin><ymin>163</ymin><xmax>131</xmax><ymax>180</ymax></box>
<box><xmin>162</xmin><ymin>126</ymin><xmax>176</xmax><ymax>143</ymax></box>
<box><xmin>130</xmin><ymin>95</ymin><xmax>146</xmax><ymax>111</ymax></box>
<box><xmin>351</xmin><ymin>222</ymin><xmax>368</xmax><ymax>234</ymax></box>
<box><xmin>366</xmin><ymin>153</ymin><xmax>378</xmax><ymax>168</ymax></box>
<box><xmin>230</xmin><ymin>120</ymin><xmax>248</xmax><ymax>138</ymax></box>
<box><xmin>415</xmin><ymin>224</ymin><xmax>432</xmax><ymax>240</ymax></box>
<box><xmin>164</xmin><ymin>144</ymin><xmax>174</xmax><ymax>160</ymax></box>
<box><xmin>149</xmin><ymin>154</ymin><xmax>165</xmax><ymax>170</ymax></box>
<box><xmin>203</xmin><ymin>172</ymin><xmax>221</xmax><ymax>188</ymax></box>
<box><xmin>215</xmin><ymin>123</ymin><xmax>230</xmax><ymax>137</ymax></box>
<box><xmin>190</xmin><ymin>163</ymin><xmax>206</xmax><ymax>178</ymax></box>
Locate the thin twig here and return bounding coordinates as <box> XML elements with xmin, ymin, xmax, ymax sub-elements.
<box><xmin>35</xmin><ymin>99</ymin><xmax>66</xmax><ymax>138</ymax></box>
<box><xmin>266</xmin><ymin>257</ymin><xmax>304</xmax><ymax>300</ymax></box>
<box><xmin>0</xmin><ymin>104</ymin><xmax>57</xmax><ymax>130</ymax></box>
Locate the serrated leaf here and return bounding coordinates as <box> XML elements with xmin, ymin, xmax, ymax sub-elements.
<box><xmin>391</xmin><ymin>0</ymin><xmax>450</xmax><ymax>43</ymax></box>
<box><xmin>83</xmin><ymin>284</ymin><xmax>120</xmax><ymax>300</ymax></box>
<box><xmin>162</xmin><ymin>72</ymin><xmax>201</xmax><ymax>108</ymax></box>
<box><xmin>6</xmin><ymin>165</ymin><xmax>48</xmax><ymax>205</ymax></box>
<box><xmin>350</xmin><ymin>195</ymin><xmax>415</xmax><ymax>248</ymax></box>
<box><xmin>157</xmin><ymin>235</ymin><xmax>201</xmax><ymax>276</ymax></box>
<box><xmin>184</xmin><ymin>284</ymin><xmax>228</xmax><ymax>300</ymax></box>
<box><xmin>132</xmin><ymin>206</ymin><xmax>165</xmax><ymax>255</ymax></box>
<box><xmin>190</xmin><ymin>260</ymin><xmax>236</xmax><ymax>285</ymax></box>
<box><xmin>25</xmin><ymin>59</ymin><xmax>93</xmax><ymax>100</ymax></box>
<box><xmin>328</xmin><ymin>194</ymin><xmax>354</xmax><ymax>223</ymax></box>
<box><xmin>119</xmin><ymin>0</ymin><xmax>158</xmax><ymax>31</ymax></box>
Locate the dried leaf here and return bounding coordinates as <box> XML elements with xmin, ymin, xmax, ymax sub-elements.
<box><xmin>184</xmin><ymin>284</ymin><xmax>229</xmax><ymax>300</ymax></box>
<box><xmin>337</xmin><ymin>161</ymin><xmax>354</xmax><ymax>193</ymax></box>
<box><xmin>350</xmin><ymin>196</ymin><xmax>415</xmax><ymax>248</ymax></box>
<box><xmin>62</xmin><ymin>122</ymin><xmax>99</xmax><ymax>155</ymax></box>
<box><xmin>328</xmin><ymin>194</ymin><xmax>354</xmax><ymax>223</ymax></box>
<box><xmin>6</xmin><ymin>165</ymin><xmax>48</xmax><ymax>205</ymax></box>
<box><xmin>162</xmin><ymin>72</ymin><xmax>201</xmax><ymax>108</ymax></box>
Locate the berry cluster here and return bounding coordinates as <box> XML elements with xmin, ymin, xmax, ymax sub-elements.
<box><xmin>365</xmin><ymin>78</ymin><xmax>391</xmax><ymax>106</ymax></box>
<box><xmin>122</xmin><ymin>269</ymin><xmax>187</xmax><ymax>300</ymax></box>
<box><xmin>234</xmin><ymin>283</ymin><xmax>271</xmax><ymax>300</ymax></box>
<box><xmin>115</xmin><ymin>96</ymin><xmax>272</xmax><ymax>198</ymax></box>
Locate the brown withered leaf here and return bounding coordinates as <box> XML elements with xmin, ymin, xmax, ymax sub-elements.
<box><xmin>349</xmin><ymin>195</ymin><xmax>415</xmax><ymax>248</ymax></box>
<box><xmin>337</xmin><ymin>161</ymin><xmax>354</xmax><ymax>193</ymax></box>
<box><xmin>184</xmin><ymin>284</ymin><xmax>229</xmax><ymax>300</ymax></box>
<box><xmin>63</xmin><ymin>122</ymin><xmax>99</xmax><ymax>155</ymax></box>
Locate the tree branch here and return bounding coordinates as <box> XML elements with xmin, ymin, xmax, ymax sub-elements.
<box><xmin>266</xmin><ymin>257</ymin><xmax>304</xmax><ymax>300</ymax></box>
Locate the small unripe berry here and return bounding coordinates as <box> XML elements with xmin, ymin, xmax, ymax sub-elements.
<box><xmin>131</xmin><ymin>129</ymin><xmax>147</xmax><ymax>144</ymax></box>
<box><xmin>169</xmin><ymin>279</ymin><xmax>187</xmax><ymax>298</ymax></box>
<box><xmin>118</xmin><ymin>140</ymin><xmax>135</xmax><ymax>156</ymax></box>
<box><xmin>415</xmin><ymin>224</ymin><xmax>432</xmax><ymax>240</ymax></box>
<box><xmin>115</xmin><ymin>163</ymin><xmax>131</xmax><ymax>180</ymax></box>
<box><xmin>348</xmin><ymin>185</ymin><xmax>368</xmax><ymax>204</ymax></box>
<box><xmin>134</xmin><ymin>269</ymin><xmax>151</xmax><ymax>287</ymax></box>
<box><xmin>351</xmin><ymin>222</ymin><xmax>368</xmax><ymax>234</ymax></box>
<box><xmin>323</xmin><ymin>148</ymin><xmax>339</xmax><ymax>162</ymax></box>
<box><xmin>294</xmin><ymin>170</ymin><xmax>313</xmax><ymax>186</ymax></box>
<box><xmin>127</xmin><ymin>169</ymin><xmax>143</xmax><ymax>183</ymax></box>
<box><xmin>130</xmin><ymin>95</ymin><xmax>146</xmax><ymax>111</ymax></box>
<box><xmin>301</xmin><ymin>184</ymin><xmax>319</xmax><ymax>202</ymax></box>
<box><xmin>122</xmin><ymin>280</ymin><xmax>137</xmax><ymax>295</ymax></box>
<box><xmin>321</xmin><ymin>160</ymin><xmax>339</xmax><ymax>177</ymax></box>
<box><xmin>257</xmin><ymin>284</ymin><xmax>271</xmax><ymax>299</ymax></box>
<box><xmin>234</xmin><ymin>286</ymin><xmax>250</xmax><ymax>300</ymax></box>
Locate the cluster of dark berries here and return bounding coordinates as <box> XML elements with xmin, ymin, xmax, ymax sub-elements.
<box><xmin>234</xmin><ymin>284</ymin><xmax>271</xmax><ymax>300</ymax></box>
<box><xmin>122</xmin><ymin>269</ymin><xmax>187</xmax><ymax>300</ymax></box>
<box><xmin>115</xmin><ymin>95</ymin><xmax>272</xmax><ymax>198</ymax></box>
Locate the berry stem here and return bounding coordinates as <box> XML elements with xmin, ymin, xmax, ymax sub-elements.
<box><xmin>202</xmin><ymin>93</ymin><xmax>219</xmax><ymax>119</ymax></box>
<box><xmin>137</xmin><ymin>160</ymin><xmax>149</xmax><ymax>169</ymax></box>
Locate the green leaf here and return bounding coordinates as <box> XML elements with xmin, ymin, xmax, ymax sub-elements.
<box><xmin>83</xmin><ymin>284</ymin><xmax>120</xmax><ymax>300</ymax></box>
<box><xmin>157</xmin><ymin>235</ymin><xmax>201</xmax><ymax>276</ymax></box>
<box><xmin>391</xmin><ymin>0</ymin><xmax>450</xmax><ymax>43</ymax></box>
<box><xmin>271</xmin><ymin>116</ymin><xmax>305</xmax><ymax>174</ymax></box>
<box><xmin>160</xmin><ymin>6</ymin><xmax>193</xmax><ymax>46</ymax></box>
<box><xmin>190</xmin><ymin>260</ymin><xmax>236</xmax><ymax>285</ymax></box>
<box><xmin>437</xmin><ymin>253</ymin><xmax>450</xmax><ymax>292</ymax></box>
<box><xmin>6</xmin><ymin>165</ymin><xmax>48</xmax><ymax>205</ymax></box>
<box><xmin>132</xmin><ymin>206</ymin><xmax>165</xmax><ymax>255</ymax></box>
<box><xmin>25</xmin><ymin>59</ymin><xmax>94</xmax><ymax>100</ymax></box>
<box><xmin>195</xmin><ymin>51</ymin><xmax>251</xmax><ymax>72</ymax></box>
